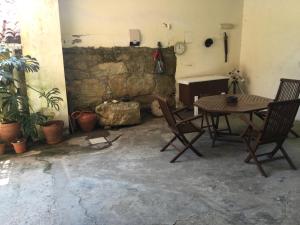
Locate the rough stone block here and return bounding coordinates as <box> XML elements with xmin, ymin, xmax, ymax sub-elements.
<box><xmin>153</xmin><ymin>74</ymin><xmax>176</xmax><ymax>97</ymax></box>
<box><xmin>65</xmin><ymin>57</ymin><xmax>88</xmax><ymax>71</ymax></box>
<box><xmin>127</xmin><ymin>74</ymin><xmax>155</xmax><ymax>97</ymax></box>
<box><xmin>69</xmin><ymin>96</ymin><xmax>103</xmax><ymax>111</ymax></box>
<box><xmin>67</xmin><ymin>78</ymin><xmax>107</xmax><ymax>97</ymax></box>
<box><xmin>132</xmin><ymin>95</ymin><xmax>154</xmax><ymax>109</ymax></box>
<box><xmin>65</xmin><ymin>69</ymin><xmax>90</xmax><ymax>81</ymax></box>
<box><xmin>108</xmin><ymin>74</ymin><xmax>128</xmax><ymax>98</ymax></box>
<box><xmin>125</xmin><ymin>56</ymin><xmax>145</xmax><ymax>74</ymax></box>
<box><xmin>63</xmin><ymin>47</ymin><xmax>176</xmax><ymax>110</ymax></box>
<box><xmin>95</xmin><ymin>102</ymin><xmax>141</xmax><ymax>126</ymax></box>
<box><xmin>116</xmin><ymin>54</ymin><xmax>130</xmax><ymax>61</ymax></box>
<box><xmin>151</xmin><ymin>100</ymin><xmax>163</xmax><ymax>117</ymax></box>
<box><xmin>164</xmin><ymin>54</ymin><xmax>177</xmax><ymax>75</ymax></box>
<box><xmin>90</xmin><ymin>62</ymin><xmax>127</xmax><ymax>77</ymax></box>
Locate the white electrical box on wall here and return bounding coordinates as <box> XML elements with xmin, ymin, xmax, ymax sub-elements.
<box><xmin>129</xmin><ymin>29</ymin><xmax>141</xmax><ymax>46</ymax></box>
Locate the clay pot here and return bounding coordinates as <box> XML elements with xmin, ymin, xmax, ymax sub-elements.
<box><xmin>41</xmin><ymin>120</ymin><xmax>64</xmax><ymax>144</ymax></box>
<box><xmin>71</xmin><ymin>111</ymin><xmax>97</xmax><ymax>132</ymax></box>
<box><xmin>11</xmin><ymin>138</ymin><xmax>27</xmax><ymax>154</ymax></box>
<box><xmin>0</xmin><ymin>122</ymin><xmax>21</xmax><ymax>143</ymax></box>
<box><xmin>0</xmin><ymin>143</ymin><xmax>5</xmax><ymax>155</ymax></box>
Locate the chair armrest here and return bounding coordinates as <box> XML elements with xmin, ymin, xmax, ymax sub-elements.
<box><xmin>176</xmin><ymin>114</ymin><xmax>203</xmax><ymax>126</ymax></box>
<box><xmin>239</xmin><ymin>115</ymin><xmax>261</xmax><ymax>132</ymax></box>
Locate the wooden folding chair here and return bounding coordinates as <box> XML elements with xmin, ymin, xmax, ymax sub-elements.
<box><xmin>255</xmin><ymin>78</ymin><xmax>300</xmax><ymax>137</ymax></box>
<box><xmin>241</xmin><ymin>99</ymin><xmax>300</xmax><ymax>177</ymax></box>
<box><xmin>155</xmin><ymin>96</ymin><xmax>205</xmax><ymax>163</ymax></box>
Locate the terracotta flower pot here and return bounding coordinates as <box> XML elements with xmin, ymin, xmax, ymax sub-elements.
<box><xmin>0</xmin><ymin>143</ymin><xmax>5</xmax><ymax>155</ymax></box>
<box><xmin>0</xmin><ymin>122</ymin><xmax>21</xmax><ymax>143</ymax></box>
<box><xmin>71</xmin><ymin>111</ymin><xmax>97</xmax><ymax>132</ymax></box>
<box><xmin>41</xmin><ymin>120</ymin><xmax>64</xmax><ymax>144</ymax></box>
<box><xmin>11</xmin><ymin>139</ymin><xmax>27</xmax><ymax>154</ymax></box>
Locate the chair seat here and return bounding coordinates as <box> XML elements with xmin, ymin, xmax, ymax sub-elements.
<box><xmin>177</xmin><ymin>122</ymin><xmax>202</xmax><ymax>134</ymax></box>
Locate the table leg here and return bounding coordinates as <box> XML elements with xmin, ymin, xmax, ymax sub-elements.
<box><xmin>215</xmin><ymin>116</ymin><xmax>220</xmax><ymax>129</ymax></box>
<box><xmin>204</xmin><ymin>112</ymin><xmax>213</xmax><ymax>140</ymax></box>
<box><xmin>205</xmin><ymin>113</ymin><xmax>242</xmax><ymax>145</ymax></box>
<box><xmin>224</xmin><ymin>114</ymin><xmax>232</xmax><ymax>134</ymax></box>
<box><xmin>210</xmin><ymin>114</ymin><xmax>219</xmax><ymax>147</ymax></box>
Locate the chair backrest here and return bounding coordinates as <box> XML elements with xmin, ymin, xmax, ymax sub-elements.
<box><xmin>261</xmin><ymin>99</ymin><xmax>300</xmax><ymax>142</ymax></box>
<box><xmin>155</xmin><ymin>96</ymin><xmax>178</xmax><ymax>132</ymax></box>
<box><xmin>275</xmin><ymin>78</ymin><xmax>300</xmax><ymax>101</ymax></box>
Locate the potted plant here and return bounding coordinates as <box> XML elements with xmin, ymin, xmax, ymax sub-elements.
<box><xmin>0</xmin><ymin>120</ymin><xmax>21</xmax><ymax>143</ymax></box>
<box><xmin>41</xmin><ymin>119</ymin><xmax>64</xmax><ymax>144</ymax></box>
<box><xmin>0</xmin><ymin>139</ymin><xmax>5</xmax><ymax>155</ymax></box>
<box><xmin>71</xmin><ymin>111</ymin><xmax>97</xmax><ymax>132</ymax></box>
<box><xmin>11</xmin><ymin>138</ymin><xmax>26</xmax><ymax>154</ymax></box>
<box><xmin>0</xmin><ymin>45</ymin><xmax>63</xmax><ymax>143</ymax></box>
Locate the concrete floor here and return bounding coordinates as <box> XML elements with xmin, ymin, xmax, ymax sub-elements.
<box><xmin>0</xmin><ymin>115</ymin><xmax>300</xmax><ymax>225</ymax></box>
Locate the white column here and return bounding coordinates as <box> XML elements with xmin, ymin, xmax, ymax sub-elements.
<box><xmin>17</xmin><ymin>0</ymin><xmax>69</xmax><ymax>126</ymax></box>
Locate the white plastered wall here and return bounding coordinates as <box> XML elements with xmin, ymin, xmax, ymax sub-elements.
<box><xmin>240</xmin><ymin>0</ymin><xmax>300</xmax><ymax>119</ymax></box>
<box><xmin>58</xmin><ymin>0</ymin><xmax>244</xmax><ymax>79</ymax></box>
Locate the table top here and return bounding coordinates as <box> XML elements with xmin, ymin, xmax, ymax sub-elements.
<box><xmin>194</xmin><ymin>94</ymin><xmax>272</xmax><ymax>113</ymax></box>
<box><xmin>177</xmin><ymin>75</ymin><xmax>228</xmax><ymax>85</ymax></box>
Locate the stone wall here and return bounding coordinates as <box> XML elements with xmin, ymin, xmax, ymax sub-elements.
<box><xmin>63</xmin><ymin>47</ymin><xmax>176</xmax><ymax>111</ymax></box>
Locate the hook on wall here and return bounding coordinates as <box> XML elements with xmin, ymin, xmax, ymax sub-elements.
<box><xmin>162</xmin><ymin>23</ymin><xmax>172</xmax><ymax>30</ymax></box>
<box><xmin>204</xmin><ymin>38</ymin><xmax>214</xmax><ymax>48</ymax></box>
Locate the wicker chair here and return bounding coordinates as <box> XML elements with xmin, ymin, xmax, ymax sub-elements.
<box><xmin>255</xmin><ymin>78</ymin><xmax>300</xmax><ymax>137</ymax></box>
<box><xmin>155</xmin><ymin>96</ymin><xmax>205</xmax><ymax>163</ymax></box>
<box><xmin>241</xmin><ymin>99</ymin><xmax>300</xmax><ymax>177</ymax></box>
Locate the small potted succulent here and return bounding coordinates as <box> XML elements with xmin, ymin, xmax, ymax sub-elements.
<box><xmin>11</xmin><ymin>138</ymin><xmax>26</xmax><ymax>154</ymax></box>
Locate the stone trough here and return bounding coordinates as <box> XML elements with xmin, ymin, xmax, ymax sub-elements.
<box><xmin>95</xmin><ymin>101</ymin><xmax>141</xmax><ymax>126</ymax></box>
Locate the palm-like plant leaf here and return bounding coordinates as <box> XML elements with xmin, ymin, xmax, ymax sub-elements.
<box><xmin>39</xmin><ymin>88</ymin><xmax>63</xmax><ymax>111</ymax></box>
<box><xmin>0</xmin><ymin>68</ymin><xmax>13</xmax><ymax>82</ymax></box>
<box><xmin>0</xmin><ymin>55</ymin><xmax>39</xmax><ymax>73</ymax></box>
<box><xmin>1</xmin><ymin>92</ymin><xmax>29</xmax><ymax>122</ymax></box>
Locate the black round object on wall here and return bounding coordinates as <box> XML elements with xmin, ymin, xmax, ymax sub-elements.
<box><xmin>204</xmin><ymin>38</ymin><xmax>214</xmax><ymax>48</ymax></box>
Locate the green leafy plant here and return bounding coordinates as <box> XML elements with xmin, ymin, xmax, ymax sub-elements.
<box><xmin>0</xmin><ymin>20</ymin><xmax>21</xmax><ymax>44</ymax></box>
<box><xmin>0</xmin><ymin>45</ymin><xmax>63</xmax><ymax>140</ymax></box>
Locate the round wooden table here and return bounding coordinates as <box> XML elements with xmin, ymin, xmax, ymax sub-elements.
<box><xmin>194</xmin><ymin>94</ymin><xmax>272</xmax><ymax>114</ymax></box>
<box><xmin>194</xmin><ymin>94</ymin><xmax>272</xmax><ymax>146</ymax></box>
